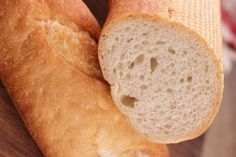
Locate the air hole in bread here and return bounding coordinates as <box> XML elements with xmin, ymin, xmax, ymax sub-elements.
<box><xmin>205</xmin><ymin>65</ymin><xmax>209</xmax><ymax>73</ymax></box>
<box><xmin>164</xmin><ymin>81</ymin><xmax>168</xmax><ymax>86</ymax></box>
<box><xmin>143</xmin><ymin>32</ymin><xmax>148</xmax><ymax>36</ymax></box>
<box><xmin>134</xmin><ymin>44</ymin><xmax>139</xmax><ymax>49</ymax></box>
<box><xmin>172</xmin><ymin>71</ymin><xmax>176</xmax><ymax>75</ymax></box>
<box><xmin>180</xmin><ymin>78</ymin><xmax>184</xmax><ymax>83</ymax></box>
<box><xmin>128</xmin><ymin>63</ymin><xmax>134</xmax><ymax>69</ymax></box>
<box><xmin>155</xmin><ymin>41</ymin><xmax>166</xmax><ymax>45</ymax></box>
<box><xmin>147</xmin><ymin>49</ymin><xmax>153</xmax><ymax>53</ymax></box>
<box><xmin>111</xmin><ymin>46</ymin><xmax>115</xmax><ymax>53</ymax></box>
<box><xmin>142</xmin><ymin>40</ymin><xmax>149</xmax><ymax>45</ymax></box>
<box><xmin>160</xmin><ymin>110</ymin><xmax>165</xmax><ymax>115</ymax></box>
<box><xmin>171</xmin><ymin>104</ymin><xmax>176</xmax><ymax>110</ymax></box>
<box><xmin>137</xmin><ymin>118</ymin><xmax>142</xmax><ymax>123</ymax></box>
<box><xmin>121</xmin><ymin>95</ymin><xmax>138</xmax><ymax>108</ymax></box>
<box><xmin>206</xmin><ymin>80</ymin><xmax>210</xmax><ymax>84</ymax></box>
<box><xmin>113</xmin><ymin>69</ymin><xmax>116</xmax><ymax>74</ymax></box>
<box><xmin>167</xmin><ymin>88</ymin><xmax>173</xmax><ymax>94</ymax></box>
<box><xmin>126</xmin><ymin>74</ymin><xmax>131</xmax><ymax>80</ymax></box>
<box><xmin>168</xmin><ymin>48</ymin><xmax>176</xmax><ymax>54</ymax></box>
<box><xmin>140</xmin><ymin>85</ymin><xmax>148</xmax><ymax>90</ymax></box>
<box><xmin>150</xmin><ymin>58</ymin><xmax>158</xmax><ymax>73</ymax></box>
<box><xmin>120</xmin><ymin>53</ymin><xmax>125</xmax><ymax>60</ymax></box>
<box><xmin>139</xmin><ymin>75</ymin><xmax>144</xmax><ymax>81</ymax></box>
<box><xmin>125</xmin><ymin>27</ymin><xmax>131</xmax><ymax>31</ymax></box>
<box><xmin>127</xmin><ymin>38</ymin><xmax>133</xmax><ymax>43</ymax></box>
<box><xmin>117</xmin><ymin>63</ymin><xmax>122</xmax><ymax>70</ymax></box>
<box><xmin>183</xmin><ymin>51</ymin><xmax>187</xmax><ymax>55</ymax></box>
<box><xmin>161</xmin><ymin>69</ymin><xmax>166</xmax><ymax>73</ymax></box>
<box><xmin>115</xmin><ymin>37</ymin><xmax>119</xmax><ymax>41</ymax></box>
<box><xmin>187</xmin><ymin>76</ymin><xmax>193</xmax><ymax>82</ymax></box>
<box><xmin>186</xmin><ymin>85</ymin><xmax>191</xmax><ymax>91</ymax></box>
<box><xmin>170</xmin><ymin>63</ymin><xmax>174</xmax><ymax>68</ymax></box>
<box><xmin>154</xmin><ymin>47</ymin><xmax>159</xmax><ymax>52</ymax></box>
<box><xmin>164</xmin><ymin>124</ymin><xmax>172</xmax><ymax>129</ymax></box>
<box><xmin>134</xmin><ymin>54</ymin><xmax>144</xmax><ymax>65</ymax></box>
<box><xmin>196</xmin><ymin>52</ymin><xmax>201</xmax><ymax>57</ymax></box>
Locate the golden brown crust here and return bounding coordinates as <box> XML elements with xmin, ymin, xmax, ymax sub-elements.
<box><xmin>0</xmin><ymin>0</ymin><xmax>169</xmax><ymax>156</ymax></box>
<box><xmin>105</xmin><ymin>0</ymin><xmax>172</xmax><ymax>27</ymax></box>
<box><xmin>39</xmin><ymin>20</ymin><xmax>102</xmax><ymax>79</ymax></box>
<box><xmin>104</xmin><ymin>0</ymin><xmax>222</xmax><ymax>59</ymax></box>
<box><xmin>99</xmin><ymin>0</ymin><xmax>224</xmax><ymax>143</ymax></box>
<box><xmin>1</xmin><ymin>23</ymin><xmax>169</xmax><ymax>157</ymax></box>
<box><xmin>46</xmin><ymin>0</ymin><xmax>101</xmax><ymax>40</ymax></box>
<box><xmin>0</xmin><ymin>0</ymin><xmax>101</xmax><ymax>79</ymax></box>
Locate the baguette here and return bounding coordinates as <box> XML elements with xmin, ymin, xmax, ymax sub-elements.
<box><xmin>98</xmin><ymin>0</ymin><xmax>224</xmax><ymax>143</ymax></box>
<box><xmin>0</xmin><ymin>0</ymin><xmax>169</xmax><ymax>156</ymax></box>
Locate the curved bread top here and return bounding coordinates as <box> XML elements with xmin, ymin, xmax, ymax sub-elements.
<box><xmin>106</xmin><ymin>0</ymin><xmax>222</xmax><ymax>61</ymax></box>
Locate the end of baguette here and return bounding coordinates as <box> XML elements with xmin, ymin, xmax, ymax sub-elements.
<box><xmin>99</xmin><ymin>15</ymin><xmax>223</xmax><ymax>143</ymax></box>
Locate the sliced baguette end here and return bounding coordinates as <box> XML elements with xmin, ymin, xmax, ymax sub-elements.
<box><xmin>99</xmin><ymin>15</ymin><xmax>223</xmax><ymax>143</ymax></box>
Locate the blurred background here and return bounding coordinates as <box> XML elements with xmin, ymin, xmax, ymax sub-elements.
<box><xmin>0</xmin><ymin>0</ymin><xmax>236</xmax><ymax>157</ymax></box>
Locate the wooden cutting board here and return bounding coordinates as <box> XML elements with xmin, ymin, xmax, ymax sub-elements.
<box><xmin>0</xmin><ymin>83</ymin><xmax>43</xmax><ymax>157</ymax></box>
<box><xmin>0</xmin><ymin>0</ymin><xmax>203</xmax><ymax>157</ymax></box>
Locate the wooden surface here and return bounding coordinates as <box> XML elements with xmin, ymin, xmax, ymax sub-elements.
<box><xmin>202</xmin><ymin>62</ymin><xmax>236</xmax><ymax>157</ymax></box>
<box><xmin>1</xmin><ymin>1</ymin><xmax>234</xmax><ymax>157</ymax></box>
<box><xmin>0</xmin><ymin>82</ymin><xmax>43</xmax><ymax>157</ymax></box>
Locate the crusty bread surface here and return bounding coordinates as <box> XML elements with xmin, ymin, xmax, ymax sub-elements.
<box><xmin>0</xmin><ymin>0</ymin><xmax>169</xmax><ymax>156</ymax></box>
<box><xmin>98</xmin><ymin>0</ymin><xmax>224</xmax><ymax>143</ymax></box>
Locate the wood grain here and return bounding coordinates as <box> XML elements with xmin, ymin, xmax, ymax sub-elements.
<box><xmin>0</xmin><ymin>82</ymin><xmax>43</xmax><ymax>157</ymax></box>
<box><xmin>202</xmin><ymin>63</ymin><xmax>236</xmax><ymax>157</ymax></box>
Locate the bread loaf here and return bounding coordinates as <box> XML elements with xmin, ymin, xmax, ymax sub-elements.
<box><xmin>0</xmin><ymin>0</ymin><xmax>169</xmax><ymax>156</ymax></box>
<box><xmin>98</xmin><ymin>0</ymin><xmax>224</xmax><ymax>143</ymax></box>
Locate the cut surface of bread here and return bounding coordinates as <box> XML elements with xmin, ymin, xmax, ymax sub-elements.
<box><xmin>99</xmin><ymin>0</ymin><xmax>224</xmax><ymax>143</ymax></box>
<box><xmin>0</xmin><ymin>0</ymin><xmax>169</xmax><ymax>156</ymax></box>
